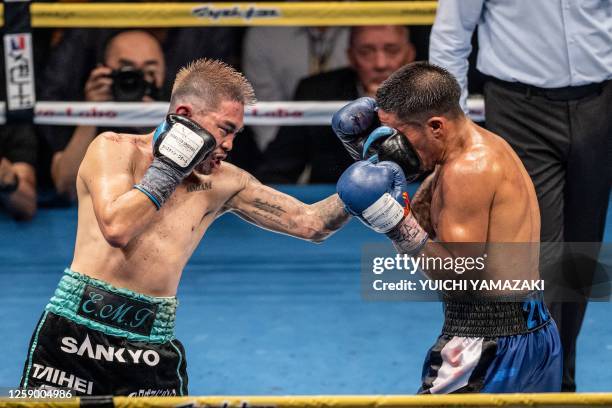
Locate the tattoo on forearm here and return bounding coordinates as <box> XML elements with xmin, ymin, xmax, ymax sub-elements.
<box><xmin>253</xmin><ymin>198</ymin><xmax>287</xmax><ymax>217</ymax></box>
<box><xmin>187</xmin><ymin>181</ymin><xmax>212</xmax><ymax>193</ymax></box>
<box><xmin>314</xmin><ymin>195</ymin><xmax>350</xmax><ymax>232</ymax></box>
<box><xmin>253</xmin><ymin>210</ymin><xmax>297</xmax><ymax>230</ymax></box>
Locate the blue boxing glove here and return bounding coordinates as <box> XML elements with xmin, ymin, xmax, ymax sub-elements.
<box><xmin>337</xmin><ymin>160</ymin><xmax>428</xmax><ymax>254</ymax></box>
<box><xmin>331</xmin><ymin>97</ymin><xmax>380</xmax><ymax>161</ymax></box>
<box><xmin>134</xmin><ymin>114</ymin><xmax>216</xmax><ymax>209</ymax></box>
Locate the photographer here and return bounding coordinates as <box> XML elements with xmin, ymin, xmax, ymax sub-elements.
<box><xmin>50</xmin><ymin>30</ymin><xmax>165</xmax><ymax>200</ymax></box>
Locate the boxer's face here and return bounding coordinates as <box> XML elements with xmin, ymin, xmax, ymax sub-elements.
<box><xmin>378</xmin><ymin>109</ymin><xmax>443</xmax><ymax>171</ymax></box>
<box><xmin>190</xmin><ymin>99</ymin><xmax>245</xmax><ymax>175</ymax></box>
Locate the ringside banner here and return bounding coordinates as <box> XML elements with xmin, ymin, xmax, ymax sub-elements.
<box><xmin>3</xmin><ymin>0</ymin><xmax>35</xmax><ymax>122</ymax></box>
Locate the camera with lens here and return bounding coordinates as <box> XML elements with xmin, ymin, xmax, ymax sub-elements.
<box><xmin>109</xmin><ymin>66</ymin><xmax>159</xmax><ymax>102</ymax></box>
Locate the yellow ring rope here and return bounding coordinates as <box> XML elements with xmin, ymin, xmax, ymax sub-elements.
<box><xmin>3</xmin><ymin>393</ymin><xmax>612</xmax><ymax>408</ymax></box>
<box><xmin>0</xmin><ymin>2</ymin><xmax>438</xmax><ymax>28</ymax></box>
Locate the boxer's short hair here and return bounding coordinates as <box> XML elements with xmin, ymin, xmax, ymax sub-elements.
<box><xmin>170</xmin><ymin>58</ymin><xmax>256</xmax><ymax>111</ymax></box>
<box><xmin>376</xmin><ymin>61</ymin><xmax>462</xmax><ymax>124</ymax></box>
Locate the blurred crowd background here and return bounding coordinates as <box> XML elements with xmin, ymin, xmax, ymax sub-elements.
<box><xmin>0</xmin><ymin>0</ymin><xmax>489</xmax><ymax>219</ymax></box>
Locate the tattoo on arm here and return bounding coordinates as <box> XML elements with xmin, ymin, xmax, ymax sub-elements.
<box><xmin>252</xmin><ymin>210</ymin><xmax>297</xmax><ymax>230</ymax></box>
<box><xmin>187</xmin><ymin>181</ymin><xmax>212</xmax><ymax>193</ymax></box>
<box><xmin>253</xmin><ymin>198</ymin><xmax>287</xmax><ymax>217</ymax></box>
<box><xmin>232</xmin><ymin>170</ymin><xmax>348</xmax><ymax>240</ymax></box>
<box><xmin>251</xmin><ymin>197</ymin><xmax>297</xmax><ymax>230</ymax></box>
<box><xmin>312</xmin><ymin>195</ymin><xmax>350</xmax><ymax>234</ymax></box>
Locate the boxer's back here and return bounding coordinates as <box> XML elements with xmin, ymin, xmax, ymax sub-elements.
<box><xmin>477</xmin><ymin>125</ymin><xmax>540</xmax><ymax>244</ymax></box>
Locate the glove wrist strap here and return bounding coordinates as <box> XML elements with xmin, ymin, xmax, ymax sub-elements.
<box><xmin>134</xmin><ymin>159</ymin><xmax>183</xmax><ymax>210</ymax></box>
<box><xmin>361</xmin><ymin>193</ymin><xmax>405</xmax><ymax>233</ymax></box>
<box><xmin>386</xmin><ymin>211</ymin><xmax>429</xmax><ymax>256</ymax></box>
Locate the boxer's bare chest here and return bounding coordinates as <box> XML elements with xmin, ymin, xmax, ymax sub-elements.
<box><xmin>132</xmin><ymin>161</ymin><xmax>238</xmax><ymax>244</ymax></box>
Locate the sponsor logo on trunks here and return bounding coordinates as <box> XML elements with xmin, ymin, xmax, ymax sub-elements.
<box><xmin>31</xmin><ymin>363</ymin><xmax>93</xmax><ymax>395</ymax></box>
<box><xmin>60</xmin><ymin>335</ymin><xmax>160</xmax><ymax>366</ymax></box>
<box><xmin>523</xmin><ymin>294</ymin><xmax>550</xmax><ymax>329</ymax></box>
<box><xmin>128</xmin><ymin>388</ymin><xmax>177</xmax><ymax>397</ymax></box>
<box><xmin>77</xmin><ymin>284</ymin><xmax>158</xmax><ymax>336</ymax></box>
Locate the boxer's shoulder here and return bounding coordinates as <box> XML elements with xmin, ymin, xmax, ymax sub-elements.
<box><xmin>446</xmin><ymin>144</ymin><xmax>501</xmax><ymax>180</ymax></box>
<box><xmin>88</xmin><ymin>132</ymin><xmax>147</xmax><ymax>160</ymax></box>
<box><xmin>208</xmin><ymin>161</ymin><xmax>245</xmax><ymax>186</ymax></box>
<box><xmin>192</xmin><ymin>161</ymin><xmax>252</xmax><ymax>202</ymax></box>
<box><xmin>80</xmin><ymin>132</ymin><xmax>149</xmax><ymax>181</ymax></box>
<box><xmin>437</xmin><ymin>145</ymin><xmax>501</xmax><ymax>205</ymax></box>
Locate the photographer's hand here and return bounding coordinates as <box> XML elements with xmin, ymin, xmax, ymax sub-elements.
<box><xmin>0</xmin><ymin>157</ymin><xmax>36</xmax><ymax>220</ymax></box>
<box><xmin>0</xmin><ymin>157</ymin><xmax>18</xmax><ymax>192</ymax></box>
<box><xmin>84</xmin><ymin>65</ymin><xmax>113</xmax><ymax>101</ymax></box>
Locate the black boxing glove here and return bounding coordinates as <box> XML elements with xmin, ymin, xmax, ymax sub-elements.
<box><xmin>134</xmin><ymin>114</ymin><xmax>216</xmax><ymax>209</ymax></box>
<box><xmin>331</xmin><ymin>97</ymin><xmax>381</xmax><ymax>160</ymax></box>
<box><xmin>362</xmin><ymin>126</ymin><xmax>423</xmax><ymax>182</ymax></box>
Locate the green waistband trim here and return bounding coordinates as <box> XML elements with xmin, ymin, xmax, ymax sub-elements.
<box><xmin>45</xmin><ymin>268</ymin><xmax>177</xmax><ymax>343</ymax></box>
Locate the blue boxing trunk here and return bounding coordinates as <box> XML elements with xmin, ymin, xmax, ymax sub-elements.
<box><xmin>419</xmin><ymin>292</ymin><xmax>562</xmax><ymax>393</ymax></box>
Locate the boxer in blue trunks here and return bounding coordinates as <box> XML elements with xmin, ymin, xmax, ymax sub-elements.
<box><xmin>332</xmin><ymin>61</ymin><xmax>562</xmax><ymax>393</ymax></box>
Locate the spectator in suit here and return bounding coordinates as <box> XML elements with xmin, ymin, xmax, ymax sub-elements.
<box><xmin>243</xmin><ymin>26</ymin><xmax>350</xmax><ymax>151</ymax></box>
<box><xmin>257</xmin><ymin>25</ymin><xmax>415</xmax><ymax>183</ymax></box>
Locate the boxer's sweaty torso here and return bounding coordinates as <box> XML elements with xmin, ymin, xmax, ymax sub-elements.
<box><xmin>71</xmin><ymin>133</ymin><xmax>245</xmax><ymax>297</ymax></box>
<box><xmin>430</xmin><ymin>125</ymin><xmax>540</xmax><ymax>243</ymax></box>
<box><xmin>427</xmin><ymin>125</ymin><xmax>541</xmax><ymax>284</ymax></box>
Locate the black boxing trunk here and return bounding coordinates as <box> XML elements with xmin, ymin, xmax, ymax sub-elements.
<box><xmin>20</xmin><ymin>269</ymin><xmax>187</xmax><ymax>396</ymax></box>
